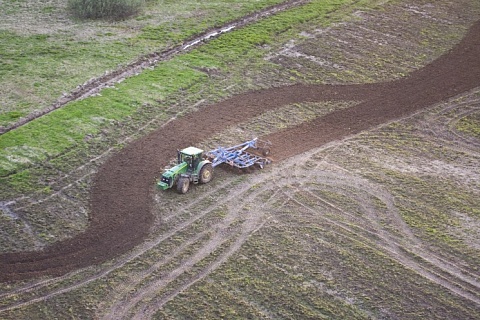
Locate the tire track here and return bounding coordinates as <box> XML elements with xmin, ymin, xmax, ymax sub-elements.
<box><xmin>103</xmin><ymin>175</ymin><xmax>279</xmax><ymax>319</ymax></box>
<box><xmin>1</xmin><ymin>15</ymin><xmax>479</xmax><ymax>287</ymax></box>
<box><xmin>422</xmin><ymin>92</ymin><xmax>480</xmax><ymax>151</ymax></box>
<box><xmin>0</xmin><ymin>164</ymin><xmax>277</xmax><ymax>312</ymax></box>
<box><xmin>305</xmin><ymin>182</ymin><xmax>480</xmax><ymax>297</ymax></box>
<box><xmin>115</xmin><ymin>147</ymin><xmax>480</xmax><ymax>317</ymax></box>
<box><xmin>0</xmin><ymin>83</ymin><xmax>370</xmax><ymax>282</ymax></box>
<box><xmin>0</xmin><ymin>0</ymin><xmax>309</xmax><ymax>136</ymax></box>
<box><xmin>278</xmin><ymin>172</ymin><xmax>480</xmax><ymax>305</ymax></box>
<box><xmin>313</xmin><ymin>151</ymin><xmax>480</xmax><ymax>288</ymax></box>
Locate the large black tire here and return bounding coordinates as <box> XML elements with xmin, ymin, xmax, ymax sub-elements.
<box><xmin>199</xmin><ymin>163</ymin><xmax>213</xmax><ymax>184</ymax></box>
<box><xmin>177</xmin><ymin>176</ymin><xmax>190</xmax><ymax>194</ymax></box>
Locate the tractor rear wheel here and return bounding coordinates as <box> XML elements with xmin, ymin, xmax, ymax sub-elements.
<box><xmin>177</xmin><ymin>176</ymin><xmax>190</xmax><ymax>194</ymax></box>
<box><xmin>199</xmin><ymin>163</ymin><xmax>213</xmax><ymax>184</ymax></box>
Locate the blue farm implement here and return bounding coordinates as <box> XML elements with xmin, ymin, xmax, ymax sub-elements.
<box><xmin>157</xmin><ymin>138</ymin><xmax>271</xmax><ymax>194</ymax></box>
<box><xmin>206</xmin><ymin>138</ymin><xmax>271</xmax><ymax>169</ymax></box>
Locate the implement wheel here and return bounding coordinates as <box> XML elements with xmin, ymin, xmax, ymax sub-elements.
<box><xmin>199</xmin><ymin>163</ymin><xmax>213</xmax><ymax>184</ymax></box>
<box><xmin>177</xmin><ymin>176</ymin><xmax>190</xmax><ymax>194</ymax></box>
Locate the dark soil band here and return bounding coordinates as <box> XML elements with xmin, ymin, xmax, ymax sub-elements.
<box><xmin>1</xmin><ymin>20</ymin><xmax>479</xmax><ymax>283</ymax></box>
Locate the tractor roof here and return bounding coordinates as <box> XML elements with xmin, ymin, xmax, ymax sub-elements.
<box><xmin>181</xmin><ymin>146</ymin><xmax>204</xmax><ymax>156</ymax></box>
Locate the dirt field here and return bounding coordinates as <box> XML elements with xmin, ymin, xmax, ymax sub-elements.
<box><xmin>0</xmin><ymin>0</ymin><xmax>479</xmax><ymax>319</ymax></box>
<box><xmin>2</xmin><ymin>4</ymin><xmax>479</xmax><ymax>283</ymax></box>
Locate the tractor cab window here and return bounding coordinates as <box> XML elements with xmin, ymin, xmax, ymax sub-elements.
<box><xmin>183</xmin><ymin>155</ymin><xmax>193</xmax><ymax>168</ymax></box>
<box><xmin>192</xmin><ymin>154</ymin><xmax>201</xmax><ymax>168</ymax></box>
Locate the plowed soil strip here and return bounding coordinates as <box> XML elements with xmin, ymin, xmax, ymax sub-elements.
<box><xmin>1</xmin><ymin>20</ymin><xmax>479</xmax><ymax>282</ymax></box>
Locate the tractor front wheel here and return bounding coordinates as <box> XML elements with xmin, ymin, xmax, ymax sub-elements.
<box><xmin>199</xmin><ymin>163</ymin><xmax>213</xmax><ymax>184</ymax></box>
<box><xmin>177</xmin><ymin>176</ymin><xmax>190</xmax><ymax>194</ymax></box>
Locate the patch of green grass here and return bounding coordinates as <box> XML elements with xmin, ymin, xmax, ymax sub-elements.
<box><xmin>3</xmin><ymin>169</ymin><xmax>35</xmax><ymax>193</ymax></box>
<box><xmin>0</xmin><ymin>111</ymin><xmax>25</xmax><ymax>127</ymax></box>
<box><xmin>41</xmin><ymin>5</ymin><xmax>56</xmax><ymax>14</ymax></box>
<box><xmin>68</xmin><ymin>0</ymin><xmax>145</xmax><ymax>21</ymax></box>
<box><xmin>184</xmin><ymin>215</ymin><xmax>478</xmax><ymax>319</ymax></box>
<box><xmin>0</xmin><ymin>0</ymin><xmax>287</xmax><ymax>128</ymax></box>
<box><xmin>0</xmin><ymin>30</ymin><xmax>148</xmax><ymax>119</ymax></box>
<box><xmin>2</xmin><ymin>1</ymin><xmax>480</xmax><ymax>319</ymax></box>
<box><xmin>335</xmin><ymin>116</ymin><xmax>480</xmax><ymax>267</ymax></box>
<box><xmin>196</xmin><ymin>0</ymin><xmax>354</xmax><ymax>62</ymax></box>
<box><xmin>0</xmin><ymin>61</ymin><xmax>206</xmax><ymax>178</ymax></box>
<box><xmin>0</xmin><ymin>0</ymin><xmax>358</xmax><ymax>184</ymax></box>
<box><xmin>455</xmin><ymin>112</ymin><xmax>480</xmax><ymax>138</ymax></box>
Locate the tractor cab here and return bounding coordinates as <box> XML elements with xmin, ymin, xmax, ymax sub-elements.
<box><xmin>178</xmin><ymin>146</ymin><xmax>204</xmax><ymax>171</ymax></box>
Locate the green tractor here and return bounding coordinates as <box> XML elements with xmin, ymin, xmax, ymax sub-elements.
<box><xmin>158</xmin><ymin>138</ymin><xmax>272</xmax><ymax>194</ymax></box>
<box><xmin>157</xmin><ymin>146</ymin><xmax>213</xmax><ymax>194</ymax></box>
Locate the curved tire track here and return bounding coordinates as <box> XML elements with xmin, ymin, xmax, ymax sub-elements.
<box><xmin>1</xmin><ymin>20</ymin><xmax>480</xmax><ymax>283</ymax></box>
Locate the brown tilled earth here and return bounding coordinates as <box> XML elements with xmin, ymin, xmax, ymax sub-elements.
<box><xmin>1</xmin><ymin>19</ymin><xmax>479</xmax><ymax>283</ymax></box>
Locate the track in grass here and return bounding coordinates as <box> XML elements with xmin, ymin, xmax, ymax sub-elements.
<box><xmin>0</xmin><ymin>13</ymin><xmax>479</xmax><ymax>285</ymax></box>
<box><xmin>0</xmin><ymin>18</ymin><xmax>479</xmax><ymax>318</ymax></box>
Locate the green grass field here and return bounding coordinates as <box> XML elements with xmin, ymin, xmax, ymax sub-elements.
<box><xmin>0</xmin><ymin>0</ymin><xmax>479</xmax><ymax>319</ymax></box>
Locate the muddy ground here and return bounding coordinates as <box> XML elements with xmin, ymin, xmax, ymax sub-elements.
<box><xmin>0</xmin><ymin>0</ymin><xmax>479</xmax><ymax>319</ymax></box>
<box><xmin>2</xmin><ymin>2</ymin><xmax>479</xmax><ymax>283</ymax></box>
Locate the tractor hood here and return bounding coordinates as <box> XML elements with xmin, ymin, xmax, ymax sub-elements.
<box><xmin>157</xmin><ymin>162</ymin><xmax>188</xmax><ymax>190</ymax></box>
